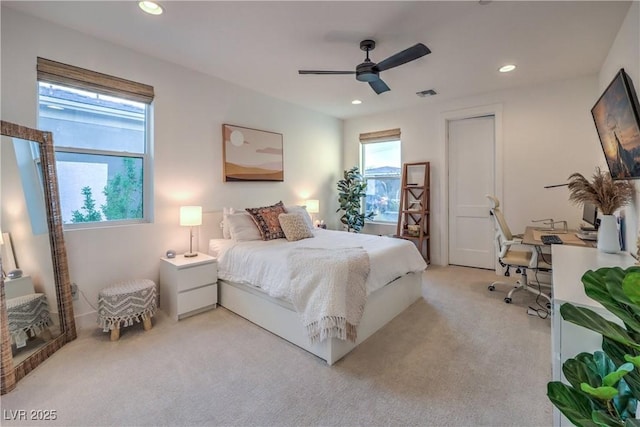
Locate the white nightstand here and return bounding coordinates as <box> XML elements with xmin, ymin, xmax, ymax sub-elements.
<box><xmin>159</xmin><ymin>253</ymin><xmax>217</xmax><ymax>321</ymax></box>
<box><xmin>5</xmin><ymin>275</ymin><xmax>36</xmax><ymax>299</ymax></box>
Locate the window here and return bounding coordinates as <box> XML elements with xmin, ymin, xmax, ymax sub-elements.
<box><xmin>361</xmin><ymin>129</ymin><xmax>401</xmax><ymax>223</ymax></box>
<box><xmin>37</xmin><ymin>58</ymin><xmax>154</xmax><ymax>227</ymax></box>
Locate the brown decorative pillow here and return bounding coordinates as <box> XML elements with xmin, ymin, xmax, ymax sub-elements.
<box><xmin>278</xmin><ymin>213</ymin><xmax>314</xmax><ymax>241</ymax></box>
<box><xmin>245</xmin><ymin>201</ymin><xmax>287</xmax><ymax>240</ymax></box>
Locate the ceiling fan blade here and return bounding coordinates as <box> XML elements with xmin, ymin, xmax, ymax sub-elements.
<box><xmin>375</xmin><ymin>43</ymin><xmax>431</xmax><ymax>72</ymax></box>
<box><xmin>369</xmin><ymin>78</ymin><xmax>390</xmax><ymax>94</ymax></box>
<box><xmin>298</xmin><ymin>70</ymin><xmax>356</xmax><ymax>75</ymax></box>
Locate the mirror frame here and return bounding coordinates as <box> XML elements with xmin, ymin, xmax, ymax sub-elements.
<box><xmin>0</xmin><ymin>120</ymin><xmax>76</xmax><ymax>394</ymax></box>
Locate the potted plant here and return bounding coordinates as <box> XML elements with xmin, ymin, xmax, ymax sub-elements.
<box><xmin>336</xmin><ymin>166</ymin><xmax>375</xmax><ymax>232</ymax></box>
<box><xmin>548</xmin><ymin>266</ymin><xmax>640</xmax><ymax>426</ymax></box>
<box><xmin>567</xmin><ymin>167</ymin><xmax>635</xmax><ymax>253</ymax></box>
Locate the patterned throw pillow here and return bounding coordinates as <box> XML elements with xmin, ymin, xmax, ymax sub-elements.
<box><xmin>278</xmin><ymin>213</ymin><xmax>314</xmax><ymax>241</ymax></box>
<box><xmin>245</xmin><ymin>201</ymin><xmax>287</xmax><ymax>240</ymax></box>
<box><xmin>284</xmin><ymin>205</ymin><xmax>314</xmax><ymax>230</ymax></box>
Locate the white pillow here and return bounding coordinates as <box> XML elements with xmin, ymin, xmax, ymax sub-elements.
<box><xmin>222</xmin><ymin>207</ymin><xmax>235</xmax><ymax>239</ymax></box>
<box><xmin>285</xmin><ymin>205</ymin><xmax>314</xmax><ymax>230</ymax></box>
<box><xmin>226</xmin><ymin>212</ymin><xmax>262</xmax><ymax>242</ymax></box>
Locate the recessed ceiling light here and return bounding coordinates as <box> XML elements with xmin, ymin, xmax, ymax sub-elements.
<box><xmin>351</xmin><ymin>99</ymin><xmax>362</xmax><ymax>105</ymax></box>
<box><xmin>139</xmin><ymin>1</ymin><xmax>163</xmax><ymax>15</ymax></box>
<box><xmin>499</xmin><ymin>64</ymin><xmax>517</xmax><ymax>73</ymax></box>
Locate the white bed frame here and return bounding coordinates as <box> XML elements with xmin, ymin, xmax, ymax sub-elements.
<box><xmin>218</xmin><ymin>272</ymin><xmax>422</xmax><ymax>365</ymax></box>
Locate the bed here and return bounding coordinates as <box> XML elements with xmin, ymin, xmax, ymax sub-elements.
<box><xmin>209</xmin><ymin>218</ymin><xmax>427</xmax><ymax>365</ymax></box>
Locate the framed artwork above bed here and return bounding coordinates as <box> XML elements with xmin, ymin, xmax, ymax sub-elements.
<box><xmin>222</xmin><ymin>124</ymin><xmax>284</xmax><ymax>182</ymax></box>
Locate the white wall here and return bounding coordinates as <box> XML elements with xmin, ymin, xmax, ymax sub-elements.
<box><xmin>1</xmin><ymin>7</ymin><xmax>343</xmax><ymax>326</ymax></box>
<box><xmin>344</xmin><ymin>75</ymin><xmax>602</xmax><ymax>265</ymax></box>
<box><xmin>598</xmin><ymin>1</ymin><xmax>640</xmax><ymax>257</ymax></box>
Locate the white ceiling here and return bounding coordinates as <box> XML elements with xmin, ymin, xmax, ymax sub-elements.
<box><xmin>4</xmin><ymin>1</ymin><xmax>631</xmax><ymax>120</ymax></box>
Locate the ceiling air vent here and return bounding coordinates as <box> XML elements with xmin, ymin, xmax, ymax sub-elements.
<box><xmin>416</xmin><ymin>89</ymin><xmax>437</xmax><ymax>97</ymax></box>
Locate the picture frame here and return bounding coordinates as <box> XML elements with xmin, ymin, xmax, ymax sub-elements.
<box><xmin>591</xmin><ymin>68</ymin><xmax>640</xmax><ymax>180</ymax></box>
<box><xmin>222</xmin><ymin>124</ymin><xmax>283</xmax><ymax>182</ymax></box>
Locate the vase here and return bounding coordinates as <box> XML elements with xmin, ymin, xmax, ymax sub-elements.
<box><xmin>597</xmin><ymin>214</ymin><xmax>620</xmax><ymax>253</ymax></box>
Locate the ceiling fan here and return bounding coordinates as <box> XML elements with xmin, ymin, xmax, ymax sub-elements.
<box><xmin>298</xmin><ymin>39</ymin><xmax>431</xmax><ymax>95</ymax></box>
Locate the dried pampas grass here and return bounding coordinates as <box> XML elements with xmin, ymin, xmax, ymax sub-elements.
<box><xmin>567</xmin><ymin>167</ymin><xmax>636</xmax><ymax>215</ymax></box>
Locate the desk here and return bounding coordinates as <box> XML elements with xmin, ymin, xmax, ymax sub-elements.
<box><xmin>523</xmin><ymin>226</ymin><xmax>595</xmax><ymax>247</ymax></box>
<box><xmin>551</xmin><ymin>245</ymin><xmax>636</xmax><ymax>426</ymax></box>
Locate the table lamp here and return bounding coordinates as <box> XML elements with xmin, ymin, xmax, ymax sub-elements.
<box><xmin>305</xmin><ymin>199</ymin><xmax>319</xmax><ymax>225</ymax></box>
<box><xmin>180</xmin><ymin>206</ymin><xmax>202</xmax><ymax>257</ymax></box>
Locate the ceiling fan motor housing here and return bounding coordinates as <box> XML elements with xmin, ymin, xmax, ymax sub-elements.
<box><xmin>356</xmin><ymin>62</ymin><xmax>379</xmax><ymax>82</ymax></box>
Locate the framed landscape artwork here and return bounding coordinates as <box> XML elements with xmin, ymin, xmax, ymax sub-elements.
<box><xmin>591</xmin><ymin>68</ymin><xmax>640</xmax><ymax>180</ymax></box>
<box><xmin>222</xmin><ymin>124</ymin><xmax>284</xmax><ymax>182</ymax></box>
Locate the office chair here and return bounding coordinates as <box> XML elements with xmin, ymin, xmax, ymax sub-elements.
<box><xmin>486</xmin><ymin>195</ymin><xmax>552</xmax><ymax>306</ymax></box>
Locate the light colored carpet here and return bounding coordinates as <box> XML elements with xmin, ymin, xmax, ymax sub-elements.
<box><xmin>1</xmin><ymin>266</ymin><xmax>553</xmax><ymax>426</ymax></box>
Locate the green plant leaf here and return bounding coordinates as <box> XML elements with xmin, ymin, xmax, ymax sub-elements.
<box><xmin>565</xmin><ymin>356</ymin><xmax>602</xmax><ymax>390</ymax></box>
<box><xmin>603</xmin><ymin>338</ymin><xmax>640</xmax><ymax>401</ymax></box>
<box><xmin>592</xmin><ymin>410</ymin><xmax>626</xmax><ymax>427</ymax></box>
<box><xmin>548</xmin><ymin>382</ymin><xmax>597</xmax><ymax>427</ymax></box>
<box><xmin>625</xmin><ymin>355</ymin><xmax>640</xmax><ymax>368</ymax></box>
<box><xmin>623</xmin><ymin>272</ymin><xmax>640</xmax><ymax>305</ymax></box>
<box><xmin>582</xmin><ymin>268</ymin><xmax>640</xmax><ymax>334</ymax></box>
<box><xmin>603</xmin><ymin>363</ymin><xmax>634</xmax><ymax>387</ymax></box>
<box><xmin>581</xmin><ymin>383</ymin><xmax>619</xmax><ymax>400</ymax></box>
<box><xmin>560</xmin><ymin>304</ymin><xmax>640</xmax><ymax>350</ymax></box>
<box><xmin>583</xmin><ymin>269</ymin><xmax>632</xmax><ymax>315</ymax></box>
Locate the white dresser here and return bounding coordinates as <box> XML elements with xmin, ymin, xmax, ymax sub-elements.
<box><xmin>551</xmin><ymin>245</ymin><xmax>636</xmax><ymax>426</ymax></box>
<box><xmin>159</xmin><ymin>253</ymin><xmax>218</xmax><ymax>321</ymax></box>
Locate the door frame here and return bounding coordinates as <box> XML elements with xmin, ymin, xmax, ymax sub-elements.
<box><xmin>440</xmin><ymin>103</ymin><xmax>504</xmax><ymax>268</ymax></box>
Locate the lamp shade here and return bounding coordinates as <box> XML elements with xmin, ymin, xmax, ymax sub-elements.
<box><xmin>305</xmin><ymin>199</ymin><xmax>319</xmax><ymax>214</ymax></box>
<box><xmin>180</xmin><ymin>206</ymin><xmax>202</xmax><ymax>226</ymax></box>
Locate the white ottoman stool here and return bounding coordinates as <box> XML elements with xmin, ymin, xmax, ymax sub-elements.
<box><xmin>97</xmin><ymin>279</ymin><xmax>157</xmax><ymax>341</ymax></box>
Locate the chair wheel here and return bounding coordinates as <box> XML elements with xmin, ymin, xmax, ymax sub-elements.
<box><xmin>546</xmin><ymin>303</ymin><xmax>551</xmax><ymax>310</ymax></box>
<box><xmin>504</xmin><ymin>297</ymin><xmax>512</xmax><ymax>304</ymax></box>
<box><xmin>488</xmin><ymin>285</ymin><xmax>495</xmax><ymax>291</ymax></box>
<box><xmin>505</xmin><ymin>271</ymin><xmax>510</xmax><ymax>277</ymax></box>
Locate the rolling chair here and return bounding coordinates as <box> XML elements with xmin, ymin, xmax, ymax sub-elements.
<box><xmin>486</xmin><ymin>195</ymin><xmax>552</xmax><ymax>307</ymax></box>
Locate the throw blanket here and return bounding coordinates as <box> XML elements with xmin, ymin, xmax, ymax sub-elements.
<box><xmin>288</xmin><ymin>247</ymin><xmax>370</xmax><ymax>343</ymax></box>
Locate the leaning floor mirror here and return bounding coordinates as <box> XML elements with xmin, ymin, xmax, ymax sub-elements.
<box><xmin>1</xmin><ymin>120</ymin><xmax>76</xmax><ymax>394</ymax></box>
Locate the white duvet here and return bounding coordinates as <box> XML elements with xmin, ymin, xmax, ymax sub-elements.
<box><xmin>209</xmin><ymin>228</ymin><xmax>427</xmax><ymax>300</ymax></box>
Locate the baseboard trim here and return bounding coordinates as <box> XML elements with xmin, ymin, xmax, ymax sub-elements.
<box><xmin>74</xmin><ymin>310</ymin><xmax>98</xmax><ymax>331</ymax></box>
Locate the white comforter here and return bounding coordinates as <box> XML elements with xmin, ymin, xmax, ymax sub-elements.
<box><xmin>209</xmin><ymin>229</ymin><xmax>427</xmax><ymax>300</ymax></box>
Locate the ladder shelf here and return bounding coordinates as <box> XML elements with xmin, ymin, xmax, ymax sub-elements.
<box><xmin>395</xmin><ymin>162</ymin><xmax>430</xmax><ymax>263</ymax></box>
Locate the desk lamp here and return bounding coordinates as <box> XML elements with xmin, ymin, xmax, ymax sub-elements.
<box><xmin>180</xmin><ymin>206</ymin><xmax>202</xmax><ymax>257</ymax></box>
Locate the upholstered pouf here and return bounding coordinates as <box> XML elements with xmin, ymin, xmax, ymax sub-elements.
<box><xmin>97</xmin><ymin>279</ymin><xmax>157</xmax><ymax>341</ymax></box>
<box><xmin>7</xmin><ymin>293</ymin><xmax>53</xmax><ymax>348</ymax></box>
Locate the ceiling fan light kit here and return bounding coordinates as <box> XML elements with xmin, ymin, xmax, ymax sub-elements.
<box><xmin>299</xmin><ymin>39</ymin><xmax>431</xmax><ymax>95</ymax></box>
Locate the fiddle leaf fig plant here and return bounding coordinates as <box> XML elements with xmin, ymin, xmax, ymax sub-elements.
<box><xmin>547</xmin><ymin>267</ymin><xmax>640</xmax><ymax>426</ymax></box>
<box><xmin>336</xmin><ymin>166</ymin><xmax>375</xmax><ymax>233</ymax></box>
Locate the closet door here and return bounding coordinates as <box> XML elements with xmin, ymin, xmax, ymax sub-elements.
<box><xmin>448</xmin><ymin>115</ymin><xmax>495</xmax><ymax>269</ymax></box>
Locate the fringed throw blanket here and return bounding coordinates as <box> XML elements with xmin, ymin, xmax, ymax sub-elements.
<box><xmin>288</xmin><ymin>247</ymin><xmax>370</xmax><ymax>343</ymax></box>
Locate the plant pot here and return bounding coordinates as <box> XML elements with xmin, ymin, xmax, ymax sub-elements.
<box><xmin>597</xmin><ymin>214</ymin><xmax>620</xmax><ymax>253</ymax></box>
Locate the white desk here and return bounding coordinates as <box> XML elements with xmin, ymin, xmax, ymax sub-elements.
<box><xmin>551</xmin><ymin>245</ymin><xmax>636</xmax><ymax>426</ymax></box>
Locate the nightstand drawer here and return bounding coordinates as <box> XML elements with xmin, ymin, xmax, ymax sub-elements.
<box><xmin>176</xmin><ymin>262</ymin><xmax>217</xmax><ymax>292</ymax></box>
<box><xmin>178</xmin><ymin>283</ymin><xmax>217</xmax><ymax>315</ymax></box>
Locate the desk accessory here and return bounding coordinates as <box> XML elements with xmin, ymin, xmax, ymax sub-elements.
<box><xmin>567</xmin><ymin>167</ymin><xmax>635</xmax><ymax>253</ymax></box>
